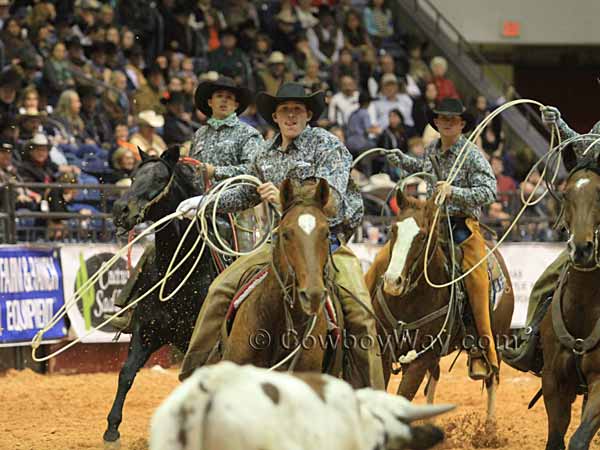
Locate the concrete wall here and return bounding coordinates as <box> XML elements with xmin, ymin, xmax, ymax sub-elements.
<box><xmin>425</xmin><ymin>0</ymin><xmax>600</xmax><ymax>45</ymax></box>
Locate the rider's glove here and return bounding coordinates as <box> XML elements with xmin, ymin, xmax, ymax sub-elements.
<box><xmin>176</xmin><ymin>195</ymin><xmax>204</xmax><ymax>220</ymax></box>
<box><xmin>540</xmin><ymin>106</ymin><xmax>561</xmax><ymax>127</ymax></box>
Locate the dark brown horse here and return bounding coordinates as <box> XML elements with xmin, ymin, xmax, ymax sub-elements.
<box><xmin>366</xmin><ymin>188</ymin><xmax>514</xmax><ymax>424</ymax></box>
<box><xmin>222</xmin><ymin>178</ymin><xmax>334</xmax><ymax>372</ymax></box>
<box><xmin>539</xmin><ymin>150</ymin><xmax>600</xmax><ymax>450</ymax></box>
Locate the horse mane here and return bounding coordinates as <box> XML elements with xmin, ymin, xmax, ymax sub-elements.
<box><xmin>569</xmin><ymin>155</ymin><xmax>600</xmax><ymax>179</ymax></box>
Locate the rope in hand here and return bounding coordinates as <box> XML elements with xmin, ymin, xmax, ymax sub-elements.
<box><xmin>31</xmin><ymin>175</ymin><xmax>278</xmax><ymax>361</ymax></box>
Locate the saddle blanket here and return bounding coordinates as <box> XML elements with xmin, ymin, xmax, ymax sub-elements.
<box><xmin>225</xmin><ymin>268</ymin><xmax>340</xmax><ymax>336</ymax></box>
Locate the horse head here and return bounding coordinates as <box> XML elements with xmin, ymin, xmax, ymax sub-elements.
<box><xmin>561</xmin><ymin>147</ymin><xmax>600</xmax><ymax>269</ymax></box>
<box><xmin>275</xmin><ymin>178</ymin><xmax>332</xmax><ymax>316</ymax></box>
<box><xmin>113</xmin><ymin>146</ymin><xmax>204</xmax><ymax>230</ymax></box>
<box><xmin>383</xmin><ymin>186</ymin><xmax>437</xmax><ymax>297</ymax></box>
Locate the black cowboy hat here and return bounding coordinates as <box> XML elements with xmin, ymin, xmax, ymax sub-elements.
<box><xmin>194</xmin><ymin>76</ymin><xmax>252</xmax><ymax>117</ymax></box>
<box><xmin>428</xmin><ymin>98</ymin><xmax>474</xmax><ymax>133</ymax></box>
<box><xmin>77</xmin><ymin>84</ymin><xmax>97</xmax><ymax>99</ymax></box>
<box><xmin>256</xmin><ymin>82</ymin><xmax>325</xmax><ymax>128</ymax></box>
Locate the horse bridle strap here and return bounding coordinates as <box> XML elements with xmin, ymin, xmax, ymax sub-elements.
<box><xmin>374</xmin><ymin>281</ymin><xmax>449</xmax><ymax>334</ymax></box>
<box><xmin>552</xmin><ymin>267</ymin><xmax>600</xmax><ymax>355</ymax></box>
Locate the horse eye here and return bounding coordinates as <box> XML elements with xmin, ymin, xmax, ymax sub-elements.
<box><xmin>282</xmin><ymin>231</ymin><xmax>291</xmax><ymax>240</ymax></box>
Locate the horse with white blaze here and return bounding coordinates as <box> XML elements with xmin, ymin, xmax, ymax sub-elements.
<box><xmin>149</xmin><ymin>361</ymin><xmax>453</xmax><ymax>450</ymax></box>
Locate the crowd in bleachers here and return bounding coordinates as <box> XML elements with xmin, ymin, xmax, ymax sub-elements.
<box><xmin>0</xmin><ymin>0</ymin><xmax>561</xmax><ymax>243</ymax></box>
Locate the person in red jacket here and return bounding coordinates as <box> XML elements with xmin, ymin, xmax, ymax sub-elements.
<box><xmin>430</xmin><ymin>56</ymin><xmax>460</xmax><ymax>101</ymax></box>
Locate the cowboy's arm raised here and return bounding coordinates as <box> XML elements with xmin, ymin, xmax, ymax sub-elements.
<box><xmin>213</xmin><ymin>130</ymin><xmax>265</xmax><ymax>180</ymax></box>
<box><xmin>542</xmin><ymin>106</ymin><xmax>593</xmax><ymax>159</ymax></box>
<box><xmin>448</xmin><ymin>148</ymin><xmax>496</xmax><ymax>211</ymax></box>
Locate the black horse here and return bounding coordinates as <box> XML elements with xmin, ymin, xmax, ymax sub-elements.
<box><xmin>105</xmin><ymin>146</ymin><xmax>221</xmax><ymax>444</ymax></box>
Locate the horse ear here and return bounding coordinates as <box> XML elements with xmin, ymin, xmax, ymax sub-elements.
<box><xmin>315</xmin><ymin>178</ymin><xmax>330</xmax><ymax>208</ymax></box>
<box><xmin>280</xmin><ymin>179</ymin><xmax>295</xmax><ymax>211</ymax></box>
<box><xmin>138</xmin><ymin>146</ymin><xmax>149</xmax><ymax>162</ymax></box>
<box><xmin>395</xmin><ymin>187</ymin><xmax>410</xmax><ymax>211</ymax></box>
<box><xmin>562</xmin><ymin>143</ymin><xmax>578</xmax><ymax>172</ymax></box>
<box><xmin>161</xmin><ymin>145</ymin><xmax>180</xmax><ymax>166</ymax></box>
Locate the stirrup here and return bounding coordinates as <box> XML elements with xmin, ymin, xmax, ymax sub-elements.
<box><xmin>467</xmin><ymin>349</ymin><xmax>493</xmax><ymax>381</ymax></box>
<box><xmin>107</xmin><ymin>308</ymin><xmax>134</xmax><ymax>334</ymax></box>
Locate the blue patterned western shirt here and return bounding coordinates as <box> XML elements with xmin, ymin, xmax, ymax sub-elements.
<box><xmin>189</xmin><ymin>113</ymin><xmax>264</xmax><ymax>181</ymax></box>
<box><xmin>387</xmin><ymin>135</ymin><xmax>496</xmax><ymax>219</ymax></box>
<box><xmin>213</xmin><ymin>126</ymin><xmax>363</xmax><ymax>237</ymax></box>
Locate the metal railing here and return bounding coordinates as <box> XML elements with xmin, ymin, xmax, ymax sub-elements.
<box><xmin>0</xmin><ymin>182</ymin><xmax>128</xmax><ymax>244</ymax></box>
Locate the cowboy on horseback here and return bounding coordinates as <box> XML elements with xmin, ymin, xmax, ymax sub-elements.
<box><xmin>504</xmin><ymin>105</ymin><xmax>600</xmax><ymax>373</ymax></box>
<box><xmin>386</xmin><ymin>98</ymin><xmax>499</xmax><ymax>380</ymax></box>
<box><xmin>177</xmin><ymin>82</ymin><xmax>385</xmax><ymax>390</ymax></box>
<box><xmin>111</xmin><ymin>77</ymin><xmax>263</xmax><ymax>332</ymax></box>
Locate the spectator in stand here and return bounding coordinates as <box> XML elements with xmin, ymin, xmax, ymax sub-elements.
<box><xmin>288</xmin><ymin>32</ymin><xmax>317</xmax><ymax>78</ymax></box>
<box><xmin>307</xmin><ymin>7</ymin><xmax>344</xmax><ymax>66</ymax></box>
<box><xmin>0</xmin><ymin>68</ymin><xmax>21</xmax><ymax>120</ymax></box>
<box><xmin>256</xmin><ymin>52</ymin><xmax>294</xmax><ymax>96</ymax></box>
<box><xmin>129</xmin><ymin>110</ymin><xmax>167</xmax><ymax>156</ymax></box>
<box><xmin>430</xmin><ymin>56</ymin><xmax>460</xmax><ymax>100</ymax></box>
<box><xmin>2</xmin><ymin>16</ymin><xmax>37</xmax><ymax>65</ymax></box>
<box><xmin>102</xmin><ymin>70</ymin><xmax>130</xmax><ymax>128</ymax></box>
<box><xmin>18</xmin><ymin>133</ymin><xmax>80</xmax><ymax>194</ymax></box>
<box><xmin>373</xmin><ymin>74</ymin><xmax>414</xmax><ymax>134</ymax></box>
<box><xmin>363</xmin><ymin>0</ymin><xmax>394</xmax><ymax>48</ymax></box>
<box><xmin>342</xmin><ymin>9</ymin><xmax>373</xmax><ymax>59</ymax></box>
<box><xmin>162</xmin><ymin>91</ymin><xmax>195</xmax><ymax>146</ymax></box>
<box><xmin>208</xmin><ymin>28</ymin><xmax>250</xmax><ymax>86</ymax></box>
<box><xmin>407</xmin><ymin>43</ymin><xmax>431</xmax><ymax>86</ymax></box>
<box><xmin>199</xmin><ymin>9</ymin><xmax>222</xmax><ymax>53</ymax></box>
<box><xmin>491</xmin><ymin>155</ymin><xmax>516</xmax><ymax>206</ymax></box>
<box><xmin>78</xmin><ymin>85</ymin><xmax>113</xmax><ymax>147</ymax></box>
<box><xmin>0</xmin><ymin>139</ymin><xmax>41</xmax><ymax>210</ymax></box>
<box><xmin>53</xmin><ymin>89</ymin><xmax>93</xmax><ymax>145</ymax></box>
<box><xmin>377</xmin><ymin>109</ymin><xmax>407</xmax><ymax>152</ymax></box>
<box><xmin>294</xmin><ymin>0</ymin><xmax>318</xmax><ymax>29</ymax></box>
<box><xmin>271</xmin><ymin>8</ymin><xmax>301</xmax><ymax>55</ymax></box>
<box><xmin>412</xmin><ymin>81</ymin><xmax>437</xmax><ymax>136</ymax></box>
<box><xmin>368</xmin><ymin>53</ymin><xmax>420</xmax><ymax>98</ymax></box>
<box><xmin>124</xmin><ymin>44</ymin><xmax>147</xmax><ymax>91</ymax></box>
<box><xmin>43</xmin><ymin>41</ymin><xmax>75</xmax><ymax>104</ymax></box>
<box><xmin>133</xmin><ymin>63</ymin><xmax>165</xmax><ymax>115</ymax></box>
<box><xmin>225</xmin><ymin>0</ymin><xmax>259</xmax><ymax>31</ymax></box>
<box><xmin>31</xmin><ymin>21</ymin><xmax>55</xmax><ymax>60</ymax></box>
<box><xmin>298</xmin><ymin>59</ymin><xmax>329</xmax><ymax>93</ymax></box>
<box><xmin>331</xmin><ymin>48</ymin><xmax>360</xmax><ymax>91</ymax></box>
<box><xmin>65</xmin><ymin>36</ymin><xmax>88</xmax><ymax>69</ymax></box>
<box><xmin>251</xmin><ymin>34</ymin><xmax>272</xmax><ymax>73</ymax></box>
<box><xmin>108</xmin><ymin>147</ymin><xmax>137</xmax><ymax>183</ymax></box>
<box><xmin>88</xmin><ymin>42</ymin><xmax>111</xmax><ymax>84</ymax></box>
<box><xmin>17</xmin><ymin>108</ymin><xmax>44</xmax><ymax>144</ymax></box>
<box><xmin>328</xmin><ymin>75</ymin><xmax>359</xmax><ymax>126</ymax></box>
<box><xmin>346</xmin><ymin>91</ymin><xmax>380</xmax><ymax>157</ymax></box>
<box><xmin>164</xmin><ymin>5</ymin><xmax>203</xmax><ymax>56</ymax></box>
<box><xmin>407</xmin><ymin>136</ymin><xmax>426</xmax><ymax>158</ymax></box>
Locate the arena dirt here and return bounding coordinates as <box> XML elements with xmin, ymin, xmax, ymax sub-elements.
<box><xmin>0</xmin><ymin>354</ymin><xmax>595</xmax><ymax>450</ymax></box>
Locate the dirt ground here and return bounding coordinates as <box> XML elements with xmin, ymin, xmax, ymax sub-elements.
<box><xmin>0</xmin><ymin>354</ymin><xmax>597</xmax><ymax>450</ymax></box>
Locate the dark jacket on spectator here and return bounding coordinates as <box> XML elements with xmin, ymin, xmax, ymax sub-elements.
<box><xmin>81</xmin><ymin>106</ymin><xmax>114</xmax><ymax>145</ymax></box>
<box><xmin>43</xmin><ymin>59</ymin><xmax>74</xmax><ymax>100</ymax></box>
<box><xmin>17</xmin><ymin>157</ymin><xmax>57</xmax><ymax>194</ymax></box>
<box><xmin>377</xmin><ymin>125</ymin><xmax>407</xmax><ymax>151</ymax></box>
<box><xmin>208</xmin><ymin>47</ymin><xmax>249</xmax><ymax>81</ymax></box>
<box><xmin>162</xmin><ymin>111</ymin><xmax>195</xmax><ymax>146</ymax></box>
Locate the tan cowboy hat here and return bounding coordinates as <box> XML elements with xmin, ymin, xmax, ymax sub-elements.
<box><xmin>267</xmin><ymin>51</ymin><xmax>286</xmax><ymax>65</ymax></box>
<box><xmin>275</xmin><ymin>9</ymin><xmax>298</xmax><ymax>24</ymax></box>
<box><xmin>362</xmin><ymin>173</ymin><xmax>397</xmax><ymax>199</ymax></box>
<box><xmin>138</xmin><ymin>110</ymin><xmax>165</xmax><ymax>128</ymax></box>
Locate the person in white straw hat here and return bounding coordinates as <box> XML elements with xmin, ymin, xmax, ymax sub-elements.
<box><xmin>129</xmin><ymin>110</ymin><xmax>167</xmax><ymax>156</ymax></box>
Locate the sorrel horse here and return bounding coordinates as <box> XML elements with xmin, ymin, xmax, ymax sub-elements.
<box><xmin>539</xmin><ymin>148</ymin><xmax>600</xmax><ymax>450</ymax></box>
<box><xmin>366</xmin><ymin>187</ymin><xmax>514</xmax><ymax>424</ymax></box>
<box><xmin>106</xmin><ymin>146</ymin><xmax>221</xmax><ymax>445</ymax></box>
<box><xmin>222</xmin><ymin>178</ymin><xmax>335</xmax><ymax>372</ymax></box>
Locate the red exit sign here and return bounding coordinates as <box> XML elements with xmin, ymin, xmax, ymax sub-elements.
<box><xmin>502</xmin><ymin>20</ymin><xmax>521</xmax><ymax>37</ymax></box>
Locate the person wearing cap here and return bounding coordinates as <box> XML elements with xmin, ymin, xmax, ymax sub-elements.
<box><xmin>133</xmin><ymin>63</ymin><xmax>165</xmax><ymax>114</ymax></box>
<box><xmin>177</xmin><ymin>82</ymin><xmax>385</xmax><ymax>390</ymax></box>
<box><xmin>188</xmin><ymin>76</ymin><xmax>262</xmax><ymax>181</ymax></box>
<box><xmin>162</xmin><ymin>91</ymin><xmax>195</xmax><ymax>146</ymax></box>
<box><xmin>129</xmin><ymin>110</ymin><xmax>167</xmax><ymax>156</ymax></box>
<box><xmin>18</xmin><ymin>132</ymin><xmax>80</xmax><ymax>194</ymax></box>
<box><xmin>0</xmin><ymin>139</ymin><xmax>41</xmax><ymax>209</ymax></box>
<box><xmin>372</xmin><ymin>73</ymin><xmax>414</xmax><ymax>133</ymax></box>
<box><xmin>384</xmin><ymin>98</ymin><xmax>498</xmax><ymax>380</ymax></box>
<box><xmin>0</xmin><ymin>67</ymin><xmax>22</xmax><ymax>119</ymax></box>
<box><xmin>207</xmin><ymin>28</ymin><xmax>251</xmax><ymax>86</ymax></box>
<box><xmin>502</xmin><ymin>103</ymin><xmax>600</xmax><ymax>372</ymax></box>
<box><xmin>256</xmin><ymin>51</ymin><xmax>294</xmax><ymax>96</ymax></box>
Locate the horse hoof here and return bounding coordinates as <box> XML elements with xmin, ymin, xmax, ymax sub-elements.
<box><xmin>103</xmin><ymin>429</ymin><xmax>121</xmax><ymax>444</ymax></box>
<box><xmin>103</xmin><ymin>438</ymin><xmax>121</xmax><ymax>450</ymax></box>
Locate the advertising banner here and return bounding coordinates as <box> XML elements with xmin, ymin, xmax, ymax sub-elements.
<box><xmin>0</xmin><ymin>246</ymin><xmax>67</xmax><ymax>345</ymax></box>
<box><xmin>61</xmin><ymin>244</ymin><xmax>144</xmax><ymax>343</ymax></box>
